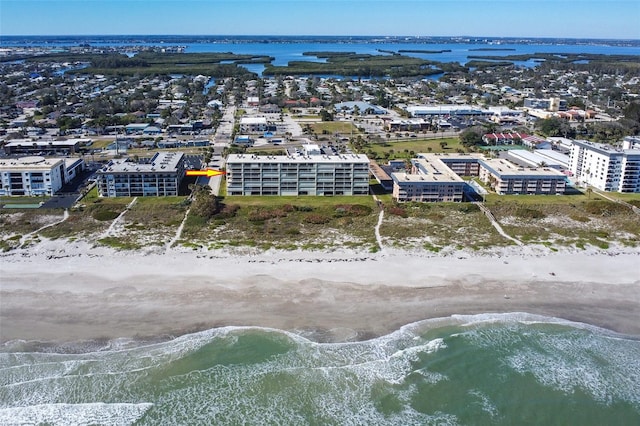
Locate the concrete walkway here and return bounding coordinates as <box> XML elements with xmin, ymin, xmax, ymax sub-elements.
<box><xmin>474</xmin><ymin>202</ymin><xmax>523</xmax><ymax>246</ymax></box>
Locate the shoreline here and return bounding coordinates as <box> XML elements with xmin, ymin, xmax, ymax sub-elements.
<box><xmin>1</xmin><ymin>240</ymin><xmax>640</xmax><ymax>347</ymax></box>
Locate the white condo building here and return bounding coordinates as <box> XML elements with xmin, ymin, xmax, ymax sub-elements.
<box><xmin>226</xmin><ymin>153</ymin><xmax>370</xmax><ymax>196</ymax></box>
<box><xmin>569</xmin><ymin>140</ymin><xmax>640</xmax><ymax>192</ymax></box>
<box><xmin>0</xmin><ymin>156</ymin><xmax>85</xmax><ymax>196</ymax></box>
<box><xmin>96</xmin><ymin>152</ymin><xmax>186</xmax><ymax>197</ymax></box>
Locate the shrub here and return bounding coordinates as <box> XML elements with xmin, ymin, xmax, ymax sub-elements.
<box><xmin>305</xmin><ymin>213</ymin><xmax>332</xmax><ymax>224</ymax></box>
<box><xmin>334</xmin><ymin>204</ymin><xmax>372</xmax><ymax>217</ymax></box>
<box><xmin>387</xmin><ymin>207</ymin><xmax>408</xmax><ymax>218</ymax></box>
<box><xmin>216</xmin><ymin>204</ymin><xmax>240</xmax><ymax>219</ymax></box>
<box><xmin>515</xmin><ymin>208</ymin><xmax>545</xmax><ymax>219</ymax></box>
<box><xmin>247</xmin><ymin>208</ymin><xmax>288</xmax><ymax>222</ymax></box>
<box><xmin>584</xmin><ymin>201</ymin><xmax>628</xmax><ymax>216</ymax></box>
<box><xmin>92</xmin><ymin>209</ymin><xmax>119</xmax><ymax>221</ymax></box>
<box><xmin>458</xmin><ymin>204</ymin><xmax>480</xmax><ymax>213</ymax></box>
<box><xmin>569</xmin><ymin>214</ymin><xmax>590</xmax><ymax>223</ymax></box>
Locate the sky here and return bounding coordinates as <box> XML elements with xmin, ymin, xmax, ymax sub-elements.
<box><xmin>1</xmin><ymin>0</ymin><xmax>639</xmax><ymax>39</ymax></box>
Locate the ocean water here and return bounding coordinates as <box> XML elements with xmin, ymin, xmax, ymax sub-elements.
<box><xmin>1</xmin><ymin>313</ymin><xmax>639</xmax><ymax>425</ymax></box>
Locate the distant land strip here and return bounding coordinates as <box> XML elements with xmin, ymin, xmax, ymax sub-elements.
<box><xmin>468</xmin><ymin>48</ymin><xmax>517</xmax><ymax>51</ymax></box>
<box><xmin>398</xmin><ymin>49</ymin><xmax>452</xmax><ymax>54</ymax></box>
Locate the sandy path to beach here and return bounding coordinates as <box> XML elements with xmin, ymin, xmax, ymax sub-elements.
<box><xmin>1</xmin><ymin>247</ymin><xmax>639</xmax><ymax>344</ymax></box>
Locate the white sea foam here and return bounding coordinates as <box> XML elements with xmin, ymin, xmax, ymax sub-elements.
<box><xmin>0</xmin><ymin>402</ymin><xmax>153</xmax><ymax>426</ymax></box>
<box><xmin>2</xmin><ymin>314</ymin><xmax>638</xmax><ymax>424</ymax></box>
<box><xmin>507</xmin><ymin>329</ymin><xmax>640</xmax><ymax>407</ymax></box>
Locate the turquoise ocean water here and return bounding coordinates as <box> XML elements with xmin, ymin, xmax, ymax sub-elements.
<box><xmin>1</xmin><ymin>313</ymin><xmax>639</xmax><ymax>425</ymax></box>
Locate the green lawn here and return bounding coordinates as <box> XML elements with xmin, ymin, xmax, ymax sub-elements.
<box><xmin>222</xmin><ymin>195</ymin><xmax>377</xmax><ymax>209</ymax></box>
<box><xmin>308</xmin><ymin>122</ymin><xmax>358</xmax><ymax>134</ymax></box>
<box><xmin>90</xmin><ymin>139</ymin><xmax>115</xmax><ymax>149</ymax></box>
<box><xmin>1</xmin><ymin>195</ymin><xmax>50</xmax><ymax>205</ymax></box>
<box><xmin>483</xmin><ymin>193</ymin><xmax>605</xmax><ymax>205</ymax></box>
<box><xmin>599</xmin><ymin>192</ymin><xmax>640</xmax><ymax>203</ymax></box>
<box><xmin>359</xmin><ymin>137</ymin><xmax>464</xmax><ymax>160</ymax></box>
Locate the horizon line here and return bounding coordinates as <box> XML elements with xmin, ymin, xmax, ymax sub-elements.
<box><xmin>2</xmin><ymin>34</ymin><xmax>640</xmax><ymax>42</ymax></box>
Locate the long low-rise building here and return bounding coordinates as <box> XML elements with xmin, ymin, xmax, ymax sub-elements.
<box><xmin>3</xmin><ymin>139</ymin><xmax>88</xmax><ymax>155</ymax></box>
<box><xmin>226</xmin><ymin>153</ymin><xmax>370</xmax><ymax>196</ymax></box>
<box><xmin>479</xmin><ymin>158</ymin><xmax>566</xmax><ymax>195</ymax></box>
<box><xmin>391</xmin><ymin>153</ymin><xmax>567</xmax><ymax>202</ymax></box>
<box><xmin>507</xmin><ymin>149</ymin><xmax>567</xmax><ymax>171</ymax></box>
<box><xmin>0</xmin><ymin>156</ymin><xmax>85</xmax><ymax>196</ymax></box>
<box><xmin>96</xmin><ymin>152</ymin><xmax>185</xmax><ymax>197</ymax></box>
<box><xmin>405</xmin><ymin>104</ymin><xmax>489</xmax><ymax>117</ymax></box>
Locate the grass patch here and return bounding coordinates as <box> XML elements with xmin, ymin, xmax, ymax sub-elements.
<box><xmin>181</xmin><ymin>195</ymin><xmax>379</xmax><ymax>249</ymax></box>
<box><xmin>97</xmin><ymin>236</ymin><xmax>142</xmax><ymax>250</ymax></box>
<box><xmin>489</xmin><ymin>199</ymin><xmax>640</xmax><ymax>248</ymax></box>
<box><xmin>357</xmin><ymin>137</ymin><xmax>463</xmax><ymax>160</ymax></box>
<box><xmin>308</xmin><ymin>121</ymin><xmax>358</xmax><ymax>134</ymax></box>
<box><xmin>91</xmin><ymin>209</ymin><xmax>120</xmax><ymax>221</ymax></box>
<box><xmin>379</xmin><ymin>202</ymin><xmax>507</xmax><ymax>251</ymax></box>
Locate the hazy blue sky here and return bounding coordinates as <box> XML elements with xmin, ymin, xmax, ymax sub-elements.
<box><xmin>1</xmin><ymin>0</ymin><xmax>638</xmax><ymax>39</ymax></box>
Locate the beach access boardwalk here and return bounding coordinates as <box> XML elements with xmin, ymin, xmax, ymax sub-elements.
<box><xmin>372</xmin><ymin>194</ymin><xmax>385</xmax><ymax>252</ymax></box>
<box><xmin>593</xmin><ymin>189</ymin><xmax>640</xmax><ymax>216</ymax></box>
<box><xmin>101</xmin><ymin>197</ymin><xmax>138</xmax><ymax>238</ymax></box>
<box><xmin>474</xmin><ymin>202</ymin><xmax>523</xmax><ymax>246</ymax></box>
<box><xmin>19</xmin><ymin>209</ymin><xmax>69</xmax><ymax>247</ymax></box>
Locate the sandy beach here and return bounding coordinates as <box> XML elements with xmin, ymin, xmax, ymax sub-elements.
<box><xmin>1</xmin><ymin>240</ymin><xmax>640</xmax><ymax>346</ymax></box>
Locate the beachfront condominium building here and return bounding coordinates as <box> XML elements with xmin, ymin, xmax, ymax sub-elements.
<box><xmin>0</xmin><ymin>156</ymin><xmax>85</xmax><ymax>196</ymax></box>
<box><xmin>391</xmin><ymin>157</ymin><xmax>466</xmax><ymax>202</ymax></box>
<box><xmin>96</xmin><ymin>152</ymin><xmax>186</xmax><ymax>197</ymax></box>
<box><xmin>226</xmin><ymin>153</ymin><xmax>370</xmax><ymax>196</ymax></box>
<box><xmin>569</xmin><ymin>140</ymin><xmax>640</xmax><ymax>192</ymax></box>
<box><xmin>478</xmin><ymin>158</ymin><xmax>566</xmax><ymax>195</ymax></box>
<box><xmin>390</xmin><ymin>153</ymin><xmax>567</xmax><ymax>202</ymax></box>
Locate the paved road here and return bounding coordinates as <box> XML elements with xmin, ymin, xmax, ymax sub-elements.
<box><xmin>213</xmin><ymin>95</ymin><xmax>236</xmax><ymax>146</ymax></box>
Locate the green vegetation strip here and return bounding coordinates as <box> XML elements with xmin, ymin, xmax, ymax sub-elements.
<box><xmin>264</xmin><ymin>52</ymin><xmax>466</xmax><ymax>77</ymax></box>
<box><xmin>2</xmin><ymin>204</ymin><xmax>42</xmax><ymax>209</ymax></box>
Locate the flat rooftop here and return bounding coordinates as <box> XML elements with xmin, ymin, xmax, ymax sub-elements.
<box><xmin>392</xmin><ymin>156</ymin><xmax>464</xmax><ymax>184</ymax></box>
<box><xmin>98</xmin><ymin>152</ymin><xmax>184</xmax><ymax>174</ymax></box>
<box><xmin>0</xmin><ymin>156</ymin><xmax>64</xmax><ymax>171</ymax></box>
<box><xmin>482</xmin><ymin>158</ymin><xmax>566</xmax><ymax>178</ymax></box>
<box><xmin>572</xmin><ymin>139</ymin><xmax>640</xmax><ymax>156</ymax></box>
<box><xmin>4</xmin><ymin>139</ymin><xmax>82</xmax><ymax>147</ymax></box>
<box><xmin>239</xmin><ymin>117</ymin><xmax>268</xmax><ymax>124</ymax></box>
<box><xmin>508</xmin><ymin>149</ymin><xmax>566</xmax><ymax>168</ymax></box>
<box><xmin>533</xmin><ymin>149</ymin><xmax>571</xmax><ymax>165</ymax></box>
<box><xmin>227</xmin><ymin>153</ymin><xmax>370</xmax><ymax>164</ymax></box>
<box><xmin>369</xmin><ymin>160</ymin><xmax>392</xmax><ymax>181</ymax></box>
<box><xmin>418</xmin><ymin>152</ymin><xmax>484</xmax><ymax>162</ymax></box>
